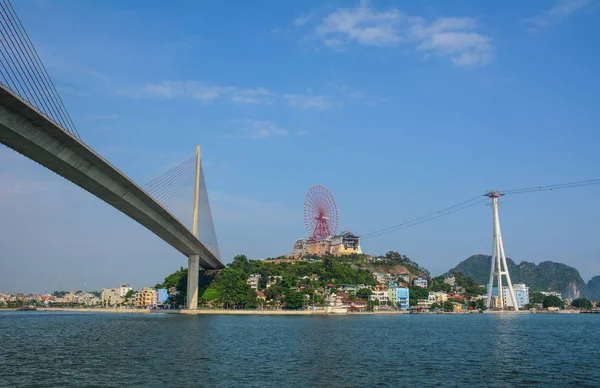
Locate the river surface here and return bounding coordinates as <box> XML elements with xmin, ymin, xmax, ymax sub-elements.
<box><xmin>0</xmin><ymin>311</ymin><xmax>599</xmax><ymax>387</ymax></box>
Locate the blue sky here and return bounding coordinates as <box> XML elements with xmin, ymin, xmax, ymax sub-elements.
<box><xmin>1</xmin><ymin>0</ymin><xmax>599</xmax><ymax>292</ymax></box>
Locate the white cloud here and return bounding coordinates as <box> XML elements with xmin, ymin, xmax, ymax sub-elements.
<box><xmin>230</xmin><ymin>87</ymin><xmax>274</xmax><ymax>104</ymax></box>
<box><xmin>527</xmin><ymin>0</ymin><xmax>593</xmax><ymax>29</ymax></box>
<box><xmin>127</xmin><ymin>81</ymin><xmax>274</xmax><ymax>104</ymax></box>
<box><xmin>283</xmin><ymin>94</ymin><xmax>338</xmax><ymax>110</ymax></box>
<box><xmin>301</xmin><ymin>3</ymin><xmax>493</xmax><ymax>67</ymax></box>
<box><xmin>126</xmin><ymin>82</ymin><xmax>343</xmax><ymax>108</ymax></box>
<box><xmin>224</xmin><ymin>119</ymin><xmax>289</xmax><ymax>139</ymax></box>
<box><xmin>293</xmin><ymin>16</ymin><xmax>310</xmax><ymax>27</ymax></box>
<box><xmin>315</xmin><ymin>6</ymin><xmax>408</xmax><ymax>47</ymax></box>
<box><xmin>414</xmin><ymin>18</ymin><xmax>493</xmax><ymax>67</ymax></box>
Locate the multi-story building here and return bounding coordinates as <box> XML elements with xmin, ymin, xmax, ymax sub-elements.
<box><xmin>292</xmin><ymin>230</ymin><xmax>362</xmax><ymax>257</ymax></box>
<box><xmin>247</xmin><ymin>274</ymin><xmax>261</xmax><ymax>291</ymax></box>
<box><xmin>541</xmin><ymin>291</ymin><xmax>562</xmax><ymax>300</ymax></box>
<box><xmin>369</xmin><ymin>290</ymin><xmax>389</xmax><ymax>305</ymax></box>
<box><xmin>101</xmin><ymin>287</ymin><xmax>123</xmax><ymax>306</ymax></box>
<box><xmin>428</xmin><ymin>291</ymin><xmax>448</xmax><ymax>304</ymax></box>
<box><xmin>388</xmin><ymin>287</ymin><xmax>397</xmax><ymax>306</ymax></box>
<box><xmin>490</xmin><ymin>284</ymin><xmax>530</xmax><ymax>308</ymax></box>
<box><xmin>412</xmin><ymin>278</ymin><xmax>428</xmax><ymax>288</ymax></box>
<box><xmin>396</xmin><ymin>288</ymin><xmax>410</xmax><ymax>310</ymax></box>
<box><xmin>135</xmin><ymin>288</ymin><xmax>158</xmax><ymax>308</ymax></box>
<box><xmin>266</xmin><ymin>276</ymin><xmax>282</xmax><ymax>288</ymax></box>
<box><xmin>444</xmin><ymin>276</ymin><xmax>456</xmax><ymax>287</ymax></box>
<box><xmin>119</xmin><ymin>283</ymin><xmax>133</xmax><ymax>298</ymax></box>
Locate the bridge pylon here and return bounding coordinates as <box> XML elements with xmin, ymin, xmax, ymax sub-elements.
<box><xmin>186</xmin><ymin>145</ymin><xmax>201</xmax><ymax>310</ymax></box>
<box><xmin>485</xmin><ymin>191</ymin><xmax>519</xmax><ymax>311</ymax></box>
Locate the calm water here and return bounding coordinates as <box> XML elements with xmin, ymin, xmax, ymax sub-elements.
<box><xmin>0</xmin><ymin>311</ymin><xmax>599</xmax><ymax>387</ymax></box>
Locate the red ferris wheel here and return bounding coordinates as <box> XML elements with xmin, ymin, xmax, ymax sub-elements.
<box><xmin>304</xmin><ymin>184</ymin><xmax>339</xmax><ymax>241</ymax></box>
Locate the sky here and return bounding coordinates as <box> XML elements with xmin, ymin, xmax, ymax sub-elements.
<box><xmin>1</xmin><ymin>0</ymin><xmax>599</xmax><ymax>293</ymax></box>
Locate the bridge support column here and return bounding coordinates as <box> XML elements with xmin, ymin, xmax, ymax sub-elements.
<box><xmin>187</xmin><ymin>254</ymin><xmax>199</xmax><ymax>310</ymax></box>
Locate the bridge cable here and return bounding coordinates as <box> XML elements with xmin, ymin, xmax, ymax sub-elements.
<box><xmin>1</xmin><ymin>1</ymin><xmax>74</xmax><ymax>136</ymax></box>
<box><xmin>0</xmin><ymin>0</ymin><xmax>81</xmax><ymax>140</ymax></box>
<box><xmin>0</xmin><ymin>3</ymin><xmax>66</xmax><ymax>132</ymax></box>
<box><xmin>5</xmin><ymin>0</ymin><xmax>81</xmax><ymax>139</ymax></box>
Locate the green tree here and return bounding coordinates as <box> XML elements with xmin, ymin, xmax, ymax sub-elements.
<box><xmin>123</xmin><ymin>289</ymin><xmax>136</xmax><ymax>305</ymax></box>
<box><xmin>356</xmin><ymin>288</ymin><xmax>372</xmax><ymax>300</ymax></box>
<box><xmin>530</xmin><ymin>292</ymin><xmax>544</xmax><ymax>304</ymax></box>
<box><xmin>476</xmin><ymin>299</ymin><xmax>487</xmax><ymax>311</ymax></box>
<box><xmin>571</xmin><ymin>298</ymin><xmax>593</xmax><ymax>309</ymax></box>
<box><xmin>443</xmin><ymin>301</ymin><xmax>454</xmax><ymax>311</ymax></box>
<box><xmin>212</xmin><ymin>268</ymin><xmax>257</xmax><ymax>309</ymax></box>
<box><xmin>284</xmin><ymin>290</ymin><xmax>305</xmax><ymax>309</ymax></box>
<box><xmin>430</xmin><ymin>302</ymin><xmax>441</xmax><ymax>310</ymax></box>
<box><xmin>542</xmin><ymin>295</ymin><xmax>564</xmax><ymax>308</ymax></box>
<box><xmin>409</xmin><ymin>286</ymin><xmax>429</xmax><ymax>306</ymax></box>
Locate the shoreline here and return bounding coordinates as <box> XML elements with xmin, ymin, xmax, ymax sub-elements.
<box><xmin>0</xmin><ymin>307</ymin><xmax>588</xmax><ymax>315</ymax></box>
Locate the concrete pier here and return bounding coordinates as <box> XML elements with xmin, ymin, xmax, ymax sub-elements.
<box><xmin>187</xmin><ymin>255</ymin><xmax>199</xmax><ymax>309</ymax></box>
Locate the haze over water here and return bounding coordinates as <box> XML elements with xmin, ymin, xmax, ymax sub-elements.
<box><xmin>1</xmin><ymin>312</ymin><xmax>599</xmax><ymax>387</ymax></box>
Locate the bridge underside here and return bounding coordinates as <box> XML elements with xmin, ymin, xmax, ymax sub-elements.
<box><xmin>0</xmin><ymin>86</ymin><xmax>224</xmax><ymax>271</ymax></box>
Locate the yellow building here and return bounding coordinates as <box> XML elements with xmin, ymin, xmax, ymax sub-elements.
<box><xmin>135</xmin><ymin>288</ymin><xmax>158</xmax><ymax>308</ymax></box>
<box><xmin>292</xmin><ymin>230</ymin><xmax>361</xmax><ymax>257</ymax></box>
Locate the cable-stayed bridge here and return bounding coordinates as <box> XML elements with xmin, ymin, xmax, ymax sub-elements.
<box><xmin>0</xmin><ymin>0</ymin><xmax>221</xmax><ymax>309</ymax></box>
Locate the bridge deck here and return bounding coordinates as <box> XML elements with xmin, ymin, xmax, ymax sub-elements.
<box><xmin>0</xmin><ymin>85</ymin><xmax>224</xmax><ymax>270</ymax></box>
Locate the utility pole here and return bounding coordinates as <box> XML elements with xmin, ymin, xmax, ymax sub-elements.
<box><xmin>485</xmin><ymin>191</ymin><xmax>519</xmax><ymax>311</ymax></box>
<box><xmin>186</xmin><ymin>145</ymin><xmax>201</xmax><ymax>310</ymax></box>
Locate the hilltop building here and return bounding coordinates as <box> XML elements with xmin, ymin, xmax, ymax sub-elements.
<box><xmin>292</xmin><ymin>230</ymin><xmax>362</xmax><ymax>257</ymax></box>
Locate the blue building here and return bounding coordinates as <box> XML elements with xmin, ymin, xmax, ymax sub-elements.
<box><xmin>489</xmin><ymin>284</ymin><xmax>529</xmax><ymax>308</ymax></box>
<box><xmin>157</xmin><ymin>289</ymin><xmax>169</xmax><ymax>304</ymax></box>
<box><xmin>395</xmin><ymin>288</ymin><xmax>410</xmax><ymax>310</ymax></box>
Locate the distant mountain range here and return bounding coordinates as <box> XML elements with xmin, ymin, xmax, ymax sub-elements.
<box><xmin>444</xmin><ymin>254</ymin><xmax>597</xmax><ymax>301</ymax></box>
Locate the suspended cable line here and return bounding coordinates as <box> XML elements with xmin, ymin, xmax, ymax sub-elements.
<box><xmin>361</xmin><ymin>194</ymin><xmax>485</xmax><ymax>239</ymax></box>
<box><xmin>500</xmin><ymin>178</ymin><xmax>600</xmax><ymax>196</ymax></box>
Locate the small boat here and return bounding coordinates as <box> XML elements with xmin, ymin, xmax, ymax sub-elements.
<box><xmin>17</xmin><ymin>306</ymin><xmax>37</xmax><ymax>311</ymax></box>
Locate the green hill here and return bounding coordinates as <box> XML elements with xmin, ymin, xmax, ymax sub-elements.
<box><xmin>587</xmin><ymin>276</ymin><xmax>600</xmax><ymax>302</ymax></box>
<box><xmin>445</xmin><ymin>255</ymin><xmax>588</xmax><ymax>300</ymax></box>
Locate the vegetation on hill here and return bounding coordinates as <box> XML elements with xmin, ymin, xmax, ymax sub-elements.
<box><xmin>445</xmin><ymin>255</ymin><xmax>588</xmax><ymax>299</ymax></box>
<box><xmin>571</xmin><ymin>298</ymin><xmax>593</xmax><ymax>309</ymax></box>
<box><xmin>159</xmin><ymin>254</ymin><xmax>380</xmax><ymax>309</ymax></box>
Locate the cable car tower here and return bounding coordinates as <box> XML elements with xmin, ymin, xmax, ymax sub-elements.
<box><xmin>485</xmin><ymin>191</ymin><xmax>519</xmax><ymax>310</ymax></box>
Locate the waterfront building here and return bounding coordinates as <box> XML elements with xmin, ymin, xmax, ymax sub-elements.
<box><xmin>119</xmin><ymin>283</ymin><xmax>133</xmax><ymax>298</ymax></box>
<box><xmin>490</xmin><ymin>284</ymin><xmax>530</xmax><ymax>308</ymax></box>
<box><xmin>135</xmin><ymin>288</ymin><xmax>158</xmax><ymax>308</ymax></box>
<box><xmin>247</xmin><ymin>274</ymin><xmax>261</xmax><ymax>291</ymax></box>
<box><xmin>101</xmin><ymin>287</ymin><xmax>123</xmax><ymax>306</ymax></box>
<box><xmin>396</xmin><ymin>288</ymin><xmax>410</xmax><ymax>310</ymax></box>
<box><xmin>417</xmin><ymin>299</ymin><xmax>431</xmax><ymax>309</ymax></box>
<box><xmin>157</xmin><ymin>289</ymin><xmax>169</xmax><ymax>304</ymax></box>
<box><xmin>413</xmin><ymin>278</ymin><xmax>428</xmax><ymax>288</ymax></box>
<box><xmin>428</xmin><ymin>291</ymin><xmax>448</xmax><ymax>304</ymax></box>
<box><xmin>369</xmin><ymin>290</ymin><xmax>389</xmax><ymax>304</ymax></box>
<box><xmin>388</xmin><ymin>288</ymin><xmax>397</xmax><ymax>306</ymax></box>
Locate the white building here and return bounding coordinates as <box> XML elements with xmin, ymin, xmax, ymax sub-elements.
<box><xmin>119</xmin><ymin>283</ymin><xmax>133</xmax><ymax>298</ymax></box>
<box><xmin>493</xmin><ymin>284</ymin><xmax>530</xmax><ymax>308</ymax></box>
<box><xmin>541</xmin><ymin>291</ymin><xmax>562</xmax><ymax>300</ymax></box>
<box><xmin>247</xmin><ymin>274</ymin><xmax>261</xmax><ymax>291</ymax></box>
<box><xmin>369</xmin><ymin>290</ymin><xmax>389</xmax><ymax>304</ymax></box>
